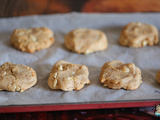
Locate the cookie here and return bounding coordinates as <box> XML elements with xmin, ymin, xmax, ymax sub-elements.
<box><xmin>65</xmin><ymin>28</ymin><xmax>108</xmax><ymax>54</ymax></box>
<box><xmin>119</xmin><ymin>22</ymin><xmax>159</xmax><ymax>48</ymax></box>
<box><xmin>48</xmin><ymin>60</ymin><xmax>90</xmax><ymax>91</ymax></box>
<box><xmin>156</xmin><ymin>71</ymin><xmax>160</xmax><ymax>83</ymax></box>
<box><xmin>99</xmin><ymin>60</ymin><xmax>142</xmax><ymax>90</ymax></box>
<box><xmin>10</xmin><ymin>27</ymin><xmax>54</xmax><ymax>53</ymax></box>
<box><xmin>0</xmin><ymin>62</ymin><xmax>37</xmax><ymax>92</ymax></box>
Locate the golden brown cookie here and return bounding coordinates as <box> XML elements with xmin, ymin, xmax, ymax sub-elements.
<box><xmin>65</xmin><ymin>28</ymin><xmax>108</xmax><ymax>54</ymax></box>
<box><xmin>0</xmin><ymin>62</ymin><xmax>37</xmax><ymax>92</ymax></box>
<box><xmin>99</xmin><ymin>60</ymin><xmax>142</xmax><ymax>90</ymax></box>
<box><xmin>156</xmin><ymin>71</ymin><xmax>160</xmax><ymax>83</ymax></box>
<box><xmin>119</xmin><ymin>22</ymin><xmax>159</xmax><ymax>48</ymax></box>
<box><xmin>10</xmin><ymin>27</ymin><xmax>54</xmax><ymax>53</ymax></box>
<box><xmin>48</xmin><ymin>60</ymin><xmax>90</xmax><ymax>91</ymax></box>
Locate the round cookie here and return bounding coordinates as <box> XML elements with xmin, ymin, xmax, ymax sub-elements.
<box><xmin>156</xmin><ymin>71</ymin><xmax>160</xmax><ymax>83</ymax></box>
<box><xmin>99</xmin><ymin>60</ymin><xmax>142</xmax><ymax>90</ymax></box>
<box><xmin>0</xmin><ymin>62</ymin><xmax>37</xmax><ymax>92</ymax></box>
<box><xmin>10</xmin><ymin>27</ymin><xmax>54</xmax><ymax>53</ymax></box>
<box><xmin>65</xmin><ymin>28</ymin><xmax>108</xmax><ymax>54</ymax></box>
<box><xmin>48</xmin><ymin>60</ymin><xmax>90</xmax><ymax>91</ymax></box>
<box><xmin>119</xmin><ymin>22</ymin><xmax>159</xmax><ymax>48</ymax></box>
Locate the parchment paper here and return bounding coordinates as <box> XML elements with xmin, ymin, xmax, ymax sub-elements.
<box><xmin>0</xmin><ymin>13</ymin><xmax>160</xmax><ymax>106</ymax></box>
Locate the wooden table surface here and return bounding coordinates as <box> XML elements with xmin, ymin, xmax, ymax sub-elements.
<box><xmin>1</xmin><ymin>0</ymin><xmax>160</xmax><ymax>17</ymax></box>
<box><xmin>0</xmin><ymin>107</ymin><xmax>159</xmax><ymax>120</ymax></box>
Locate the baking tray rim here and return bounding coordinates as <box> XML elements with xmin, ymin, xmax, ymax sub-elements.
<box><xmin>0</xmin><ymin>99</ymin><xmax>160</xmax><ymax>113</ymax></box>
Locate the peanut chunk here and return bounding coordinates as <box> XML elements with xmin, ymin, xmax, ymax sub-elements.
<box><xmin>122</xmin><ymin>67</ymin><xmax>130</xmax><ymax>72</ymax></box>
<box><xmin>11</xmin><ymin>66</ymin><xmax>18</xmax><ymax>72</ymax></box>
<box><xmin>29</xmin><ymin>35</ymin><xmax>37</xmax><ymax>42</ymax></box>
<box><xmin>58</xmin><ymin>65</ymin><xmax>63</xmax><ymax>70</ymax></box>
<box><xmin>142</xmin><ymin>41</ymin><xmax>147</xmax><ymax>46</ymax></box>
<box><xmin>53</xmin><ymin>73</ymin><xmax>57</xmax><ymax>78</ymax></box>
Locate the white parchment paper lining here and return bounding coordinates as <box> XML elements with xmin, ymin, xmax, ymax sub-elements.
<box><xmin>0</xmin><ymin>13</ymin><xmax>160</xmax><ymax>106</ymax></box>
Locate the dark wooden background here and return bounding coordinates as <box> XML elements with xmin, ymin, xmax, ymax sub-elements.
<box><xmin>1</xmin><ymin>0</ymin><xmax>160</xmax><ymax>17</ymax></box>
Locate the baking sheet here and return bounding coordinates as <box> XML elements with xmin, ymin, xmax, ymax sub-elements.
<box><xmin>0</xmin><ymin>13</ymin><xmax>160</xmax><ymax>106</ymax></box>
